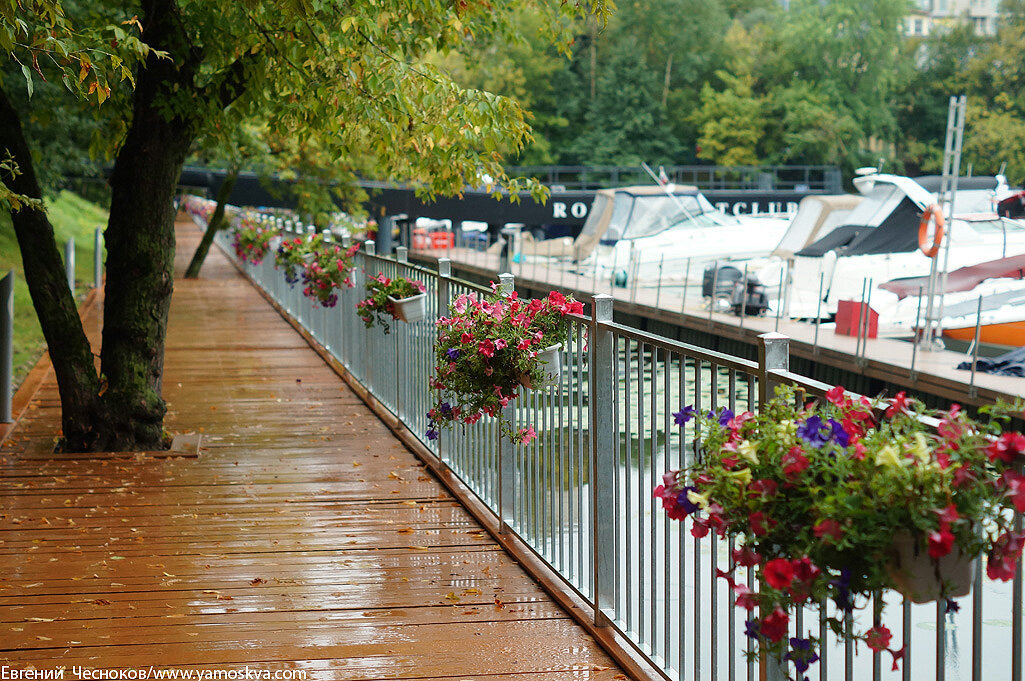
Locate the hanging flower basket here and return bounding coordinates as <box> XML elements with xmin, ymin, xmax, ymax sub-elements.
<box><xmin>655</xmin><ymin>385</ymin><xmax>1025</xmax><ymax>678</ymax></box>
<box><xmin>357</xmin><ymin>274</ymin><xmax>428</xmax><ymax>333</ymax></box>
<box><xmin>517</xmin><ymin>344</ymin><xmax>561</xmax><ymax>389</ymax></box>
<box><xmin>427</xmin><ymin>288</ymin><xmax>583</xmax><ymax>444</ymax></box>
<box><xmin>388</xmin><ymin>291</ymin><xmax>427</xmax><ymax>323</ymax></box>
<box><xmin>888</xmin><ymin>530</ymin><xmax>975</xmax><ymax>603</ymax></box>
<box><xmin>231</xmin><ymin>221</ymin><xmax>275</xmax><ymax>265</ymax></box>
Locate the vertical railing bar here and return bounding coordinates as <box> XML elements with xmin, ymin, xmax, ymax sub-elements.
<box><xmin>710</xmin><ymin>360</ymin><xmax>719</xmax><ymax>681</ymax></box>
<box><xmin>820</xmin><ymin>604</ymin><xmax>828</xmax><ymax>681</ymax></box>
<box><xmin>625</xmin><ymin>337</ymin><xmax>634</xmax><ymax>632</ymax></box>
<box><xmin>845</xmin><ymin>610</ymin><xmax>854</xmax><ymax>681</ymax></box>
<box><xmin>649</xmin><ymin>344</ymin><xmax>658</xmax><ymax>656</ymax></box>
<box><xmin>558</xmin><ymin>331</ymin><xmax>566</xmax><ymax>574</ymax></box>
<box><xmin>678</xmin><ymin>354</ymin><xmax>687</xmax><ymax>678</ymax></box>
<box><xmin>637</xmin><ymin>340</ymin><xmax>646</xmax><ymax>643</ymax></box>
<box><xmin>582</xmin><ymin>324</ymin><xmax>590</xmax><ymax>590</ymax></box>
<box><xmin>872</xmin><ymin>592</ymin><xmax>882</xmax><ymax>681</ymax></box>
<box><xmin>936</xmin><ymin>598</ymin><xmax>946</xmax><ymax>681</ymax></box>
<box><xmin>663</xmin><ymin>351</ymin><xmax>672</xmax><ymax>668</ymax></box>
<box><xmin>1012</xmin><ymin>489</ymin><xmax>1023</xmax><ymax>681</ymax></box>
<box><xmin>694</xmin><ymin>358</ymin><xmax>703</xmax><ymax>681</ymax></box>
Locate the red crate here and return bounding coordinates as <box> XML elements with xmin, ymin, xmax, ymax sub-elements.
<box><xmin>835</xmin><ymin>300</ymin><xmax>878</xmax><ymax>338</ymax></box>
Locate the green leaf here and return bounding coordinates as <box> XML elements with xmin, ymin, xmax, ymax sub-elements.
<box><xmin>20</xmin><ymin>63</ymin><xmax>32</xmax><ymax>99</ymax></box>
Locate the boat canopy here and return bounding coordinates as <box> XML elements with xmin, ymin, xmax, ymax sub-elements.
<box><xmin>879</xmin><ymin>253</ymin><xmax>1025</xmax><ymax>299</ymax></box>
<box><xmin>572</xmin><ymin>185</ymin><xmax>710</xmax><ymax>260</ymax></box>
<box><xmin>772</xmin><ymin>194</ymin><xmax>863</xmax><ymax>258</ymax></box>
<box><xmin>795</xmin><ymin>174</ymin><xmax>1005</xmax><ymax>258</ymax></box>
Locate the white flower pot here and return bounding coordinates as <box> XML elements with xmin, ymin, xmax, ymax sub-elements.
<box><xmin>888</xmin><ymin>530</ymin><xmax>975</xmax><ymax>603</ymax></box>
<box><xmin>388</xmin><ymin>292</ymin><xmax>427</xmax><ymax>323</ymax></box>
<box><xmin>518</xmin><ymin>344</ymin><xmax>562</xmax><ymax>389</ymax></box>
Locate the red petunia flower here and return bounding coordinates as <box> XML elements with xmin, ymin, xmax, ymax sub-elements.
<box><xmin>865</xmin><ymin>625</ymin><xmax>892</xmax><ymax>652</ymax></box>
<box><xmin>814</xmin><ymin>519</ymin><xmax>843</xmax><ymax>543</ymax></box>
<box><xmin>760</xmin><ymin>607</ymin><xmax>789</xmax><ymax>642</ymax></box>
<box><xmin>885</xmin><ymin>391</ymin><xmax>912</xmax><ymax>418</ymax></box>
<box><xmin>987</xmin><ymin>432</ymin><xmax>1025</xmax><ymax>464</ymax></box>
<box><xmin>763</xmin><ymin>558</ymin><xmax>794</xmax><ymax>590</ymax></box>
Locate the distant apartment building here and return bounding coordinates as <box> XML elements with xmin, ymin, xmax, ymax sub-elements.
<box><xmin>906</xmin><ymin>0</ymin><xmax>1001</xmax><ymax>36</ymax></box>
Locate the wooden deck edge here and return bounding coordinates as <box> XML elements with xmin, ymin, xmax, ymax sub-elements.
<box><xmin>221</xmin><ymin>246</ymin><xmax>665</xmax><ymax>681</ymax></box>
<box><xmin>0</xmin><ymin>286</ymin><xmax>103</xmax><ymax>444</ymax></box>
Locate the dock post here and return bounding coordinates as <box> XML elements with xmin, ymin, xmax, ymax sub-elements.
<box><xmin>590</xmin><ymin>294</ymin><xmax>616</xmax><ymax>626</ymax></box>
<box><xmin>64</xmin><ymin>238</ymin><xmax>75</xmax><ymax>293</ymax></box>
<box><xmin>911</xmin><ymin>286</ymin><xmax>924</xmax><ymax>381</ymax></box>
<box><xmin>93</xmin><ymin>227</ymin><xmax>103</xmax><ymax>289</ymax></box>
<box><xmin>813</xmin><ymin>273</ymin><xmax>824</xmax><ymax>355</ymax></box>
<box><xmin>397</xmin><ymin>246</ymin><xmax>408</xmax><ymax>264</ymax></box>
<box><xmin>758</xmin><ymin>332</ymin><xmax>790</xmax><ymax>408</ymax></box>
<box><xmin>968</xmin><ymin>295</ymin><xmax>982</xmax><ymax>399</ymax></box>
<box><xmin>0</xmin><ymin>271</ymin><xmax>12</xmax><ymax>422</ymax></box>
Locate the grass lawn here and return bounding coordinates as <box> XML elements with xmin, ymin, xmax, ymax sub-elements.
<box><xmin>1</xmin><ymin>191</ymin><xmax>108</xmax><ymax>387</ymax></box>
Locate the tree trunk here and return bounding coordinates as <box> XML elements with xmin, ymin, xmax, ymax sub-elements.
<box><xmin>184</xmin><ymin>167</ymin><xmax>239</xmax><ymax>278</ymax></box>
<box><xmin>97</xmin><ymin>0</ymin><xmax>198</xmax><ymax>451</ymax></box>
<box><xmin>0</xmin><ymin>86</ymin><xmax>104</xmax><ymax>448</ymax></box>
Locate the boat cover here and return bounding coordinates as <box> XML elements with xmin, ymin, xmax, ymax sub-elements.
<box><xmin>999</xmin><ymin>191</ymin><xmax>1025</xmax><ymax>219</ymax></box>
<box><xmin>957</xmin><ymin>344</ymin><xmax>1025</xmax><ymax>377</ymax></box>
<box><xmin>795</xmin><ymin>198</ymin><xmax>924</xmax><ymax>256</ymax></box>
<box><xmin>795</xmin><ymin>175</ymin><xmax>1004</xmax><ymax>258</ymax></box>
<box><xmin>772</xmin><ymin>194</ymin><xmax>863</xmax><ymax>258</ymax></box>
<box><xmin>880</xmin><ymin>254</ymin><xmax>1025</xmax><ymax>299</ymax></box>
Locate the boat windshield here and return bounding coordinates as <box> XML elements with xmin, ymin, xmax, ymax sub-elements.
<box><xmin>610</xmin><ymin>193</ymin><xmax>737</xmax><ymax>240</ymax></box>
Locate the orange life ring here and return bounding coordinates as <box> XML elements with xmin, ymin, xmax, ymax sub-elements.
<box><xmin>918</xmin><ymin>204</ymin><xmax>945</xmax><ymax>258</ymax></box>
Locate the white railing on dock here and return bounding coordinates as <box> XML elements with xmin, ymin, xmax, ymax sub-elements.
<box><xmin>208</xmin><ymin>216</ymin><xmax>1023</xmax><ymax>681</ymax></box>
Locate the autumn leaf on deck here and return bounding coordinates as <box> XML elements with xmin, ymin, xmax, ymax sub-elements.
<box><xmin>250</xmin><ymin>578</ymin><xmax>266</xmax><ymax>585</ymax></box>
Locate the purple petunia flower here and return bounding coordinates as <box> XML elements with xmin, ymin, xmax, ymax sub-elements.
<box><xmin>447</xmin><ymin>348</ymin><xmax>460</xmax><ymax>360</ymax></box>
<box><xmin>785</xmin><ymin>637</ymin><xmax>820</xmax><ymax>675</ymax></box>
<box><xmin>797</xmin><ymin>415</ymin><xmax>829</xmax><ymax>448</ymax></box>
<box><xmin>828</xmin><ymin>418</ymin><xmax>850</xmax><ymax>447</ymax></box>
<box><xmin>946</xmin><ymin>598</ymin><xmax>960</xmax><ymax>614</ymax></box>
<box><xmin>426</xmin><ymin>428</ymin><xmax>439</xmax><ymax>441</ymax></box>
<box><xmin>717</xmin><ymin>408</ymin><xmax>735</xmax><ymax>427</ymax></box>
<box><xmin>831</xmin><ymin>568</ymin><xmax>853</xmax><ymax>611</ymax></box>
<box><xmin>440</xmin><ymin>402</ymin><xmax>453</xmax><ymax>418</ymax></box>
<box><xmin>676</xmin><ymin>485</ymin><xmax>701</xmax><ymax>515</ymax></box>
<box><xmin>744</xmin><ymin>619</ymin><xmax>761</xmax><ymax>639</ymax></box>
<box><xmin>673</xmin><ymin>406</ymin><xmax>696</xmax><ymax>426</ymax></box>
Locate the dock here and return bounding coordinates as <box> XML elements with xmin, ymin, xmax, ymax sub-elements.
<box><xmin>408</xmin><ymin>246</ymin><xmax>1025</xmax><ymax>408</ymax></box>
<box><xmin>0</xmin><ymin>221</ymin><xmax>629</xmax><ymax>680</ymax></box>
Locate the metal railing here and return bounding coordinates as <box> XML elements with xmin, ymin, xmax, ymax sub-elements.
<box><xmin>205</xmin><ymin>206</ymin><xmax>1023</xmax><ymax>681</ymax></box>
<box><xmin>506</xmin><ymin>165</ymin><xmax>844</xmax><ymax>193</ymax></box>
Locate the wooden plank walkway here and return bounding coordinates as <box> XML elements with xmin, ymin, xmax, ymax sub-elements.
<box><xmin>0</xmin><ymin>221</ymin><xmax>629</xmax><ymax>680</ymax></box>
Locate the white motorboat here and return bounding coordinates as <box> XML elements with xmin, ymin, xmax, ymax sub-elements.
<box><xmin>760</xmin><ymin>172</ymin><xmax>1022</xmax><ymax>320</ymax></box>
<box><xmin>522</xmin><ymin>185</ymin><xmax>792</xmax><ymax>285</ymax></box>
<box><xmin>878</xmin><ymin>254</ymin><xmax>1025</xmax><ymax>346</ymax></box>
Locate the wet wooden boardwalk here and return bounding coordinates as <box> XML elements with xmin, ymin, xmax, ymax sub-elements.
<box><xmin>0</xmin><ymin>221</ymin><xmax>628</xmax><ymax>680</ymax></box>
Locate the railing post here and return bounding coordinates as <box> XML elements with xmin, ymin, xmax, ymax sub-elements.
<box><xmin>64</xmin><ymin>238</ymin><xmax>75</xmax><ymax>293</ymax></box>
<box><xmin>365</xmin><ymin>240</ymin><xmax>376</xmax><ymax>257</ymax></box>
<box><xmin>93</xmin><ymin>228</ymin><xmax>103</xmax><ymax>289</ymax></box>
<box><xmin>497</xmin><ymin>271</ymin><xmax>517</xmax><ymax>534</ymax></box>
<box><xmin>591</xmin><ymin>293</ymin><xmax>616</xmax><ymax>626</ymax></box>
<box><xmin>758</xmin><ymin>332</ymin><xmax>790</xmax><ymax>409</ymax></box>
<box><xmin>397</xmin><ymin>246</ymin><xmax>409</xmax><ymax>264</ymax></box>
<box><xmin>0</xmin><ymin>271</ymin><xmax>12</xmax><ymax>422</ymax></box>
<box><xmin>437</xmin><ymin>258</ymin><xmax>451</xmax><ymax>315</ymax></box>
<box><xmin>498</xmin><ymin>272</ymin><xmax>514</xmax><ymax>296</ymax></box>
